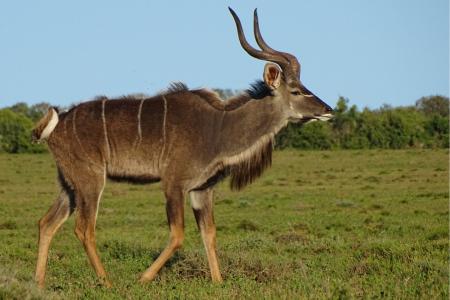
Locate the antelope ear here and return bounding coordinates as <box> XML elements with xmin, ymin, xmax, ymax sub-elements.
<box><xmin>263</xmin><ymin>63</ymin><xmax>282</xmax><ymax>90</ymax></box>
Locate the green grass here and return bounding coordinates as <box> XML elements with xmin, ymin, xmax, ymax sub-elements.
<box><xmin>0</xmin><ymin>149</ymin><xmax>448</xmax><ymax>299</ymax></box>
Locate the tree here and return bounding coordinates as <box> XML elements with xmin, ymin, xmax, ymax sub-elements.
<box><xmin>9</xmin><ymin>102</ymin><xmax>29</xmax><ymax>116</ymax></box>
<box><xmin>416</xmin><ymin>95</ymin><xmax>449</xmax><ymax>117</ymax></box>
<box><xmin>7</xmin><ymin>101</ymin><xmax>52</xmax><ymax>121</ymax></box>
<box><xmin>29</xmin><ymin>102</ymin><xmax>52</xmax><ymax>121</ymax></box>
<box><xmin>213</xmin><ymin>88</ymin><xmax>238</xmax><ymax>99</ymax></box>
<box><xmin>330</xmin><ymin>97</ymin><xmax>360</xmax><ymax>148</ymax></box>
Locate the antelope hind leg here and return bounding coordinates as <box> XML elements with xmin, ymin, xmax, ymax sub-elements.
<box><xmin>35</xmin><ymin>190</ymin><xmax>74</xmax><ymax>288</ymax></box>
<box><xmin>73</xmin><ymin>173</ymin><xmax>111</xmax><ymax>287</ymax></box>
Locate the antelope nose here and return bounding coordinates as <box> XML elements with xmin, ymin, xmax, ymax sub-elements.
<box><xmin>325</xmin><ymin>104</ymin><xmax>333</xmax><ymax>113</ymax></box>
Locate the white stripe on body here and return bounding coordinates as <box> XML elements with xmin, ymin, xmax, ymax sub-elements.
<box><xmin>159</xmin><ymin>96</ymin><xmax>168</xmax><ymax>168</ymax></box>
<box><xmin>135</xmin><ymin>98</ymin><xmax>145</xmax><ymax>147</ymax></box>
<box><xmin>102</xmin><ymin>99</ymin><xmax>111</xmax><ymax>161</ymax></box>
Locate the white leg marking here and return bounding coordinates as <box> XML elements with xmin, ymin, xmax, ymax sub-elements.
<box><xmin>189</xmin><ymin>191</ymin><xmax>204</xmax><ymax>210</ymax></box>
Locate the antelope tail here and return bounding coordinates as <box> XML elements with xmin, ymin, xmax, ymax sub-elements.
<box><xmin>32</xmin><ymin>107</ymin><xmax>59</xmax><ymax>143</ymax></box>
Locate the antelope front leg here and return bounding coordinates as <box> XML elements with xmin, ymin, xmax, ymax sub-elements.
<box><xmin>139</xmin><ymin>187</ymin><xmax>185</xmax><ymax>283</ymax></box>
<box><xmin>190</xmin><ymin>189</ymin><xmax>223</xmax><ymax>283</ymax></box>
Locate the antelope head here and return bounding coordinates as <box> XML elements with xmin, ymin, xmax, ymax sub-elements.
<box><xmin>229</xmin><ymin>8</ymin><xmax>333</xmax><ymax>123</ymax></box>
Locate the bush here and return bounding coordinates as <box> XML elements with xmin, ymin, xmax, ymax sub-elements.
<box><xmin>279</xmin><ymin>122</ymin><xmax>333</xmax><ymax>150</ymax></box>
<box><xmin>276</xmin><ymin>95</ymin><xmax>449</xmax><ymax>150</ymax></box>
<box><xmin>0</xmin><ymin>109</ymin><xmax>46</xmax><ymax>153</ymax></box>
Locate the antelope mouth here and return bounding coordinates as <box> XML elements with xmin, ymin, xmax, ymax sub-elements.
<box><xmin>301</xmin><ymin>113</ymin><xmax>333</xmax><ymax>123</ymax></box>
<box><xmin>313</xmin><ymin>113</ymin><xmax>333</xmax><ymax>121</ymax></box>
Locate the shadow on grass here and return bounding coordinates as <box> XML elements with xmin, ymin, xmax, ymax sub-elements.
<box><xmin>99</xmin><ymin>239</ymin><xmax>306</xmax><ymax>284</ymax></box>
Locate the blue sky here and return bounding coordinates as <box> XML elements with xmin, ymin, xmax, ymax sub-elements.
<box><xmin>0</xmin><ymin>0</ymin><xmax>448</xmax><ymax>109</ymax></box>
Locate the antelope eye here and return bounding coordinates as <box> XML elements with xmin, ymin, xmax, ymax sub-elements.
<box><xmin>290</xmin><ymin>91</ymin><xmax>301</xmax><ymax>96</ymax></box>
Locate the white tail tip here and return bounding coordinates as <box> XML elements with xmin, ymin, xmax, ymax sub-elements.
<box><xmin>33</xmin><ymin>108</ymin><xmax>59</xmax><ymax>142</ymax></box>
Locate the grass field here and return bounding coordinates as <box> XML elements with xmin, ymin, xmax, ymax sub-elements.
<box><xmin>0</xmin><ymin>149</ymin><xmax>448</xmax><ymax>299</ymax></box>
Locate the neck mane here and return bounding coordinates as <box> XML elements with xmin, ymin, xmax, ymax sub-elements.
<box><xmin>164</xmin><ymin>80</ymin><xmax>273</xmax><ymax>112</ymax></box>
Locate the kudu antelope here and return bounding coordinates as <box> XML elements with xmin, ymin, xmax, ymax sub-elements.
<box><xmin>33</xmin><ymin>8</ymin><xmax>332</xmax><ymax>287</ymax></box>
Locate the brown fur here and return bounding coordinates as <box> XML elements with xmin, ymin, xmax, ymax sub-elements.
<box><xmin>34</xmin><ymin>8</ymin><xmax>334</xmax><ymax>288</ymax></box>
<box><xmin>33</xmin><ymin>86</ymin><xmax>289</xmax><ymax>286</ymax></box>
